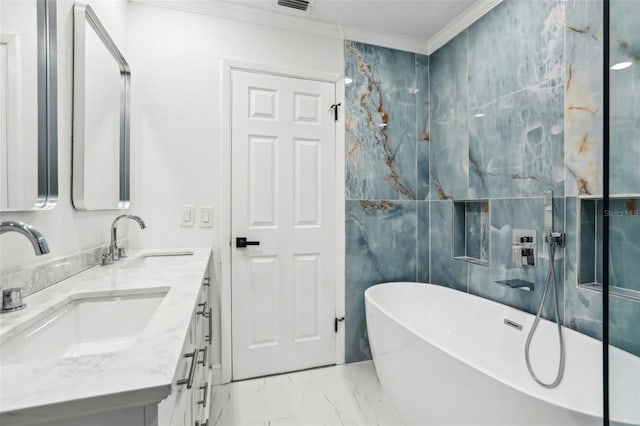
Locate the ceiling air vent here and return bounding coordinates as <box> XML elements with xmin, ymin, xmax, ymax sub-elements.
<box><xmin>277</xmin><ymin>0</ymin><xmax>311</xmax><ymax>11</ymax></box>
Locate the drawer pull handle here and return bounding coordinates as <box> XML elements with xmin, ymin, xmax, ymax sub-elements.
<box><xmin>198</xmin><ymin>382</ymin><xmax>209</xmax><ymax>406</ymax></box>
<box><xmin>198</xmin><ymin>301</ymin><xmax>207</xmax><ymax>316</ymax></box>
<box><xmin>176</xmin><ymin>350</ymin><xmax>197</xmax><ymax>389</ymax></box>
<box><xmin>202</xmin><ymin>277</ymin><xmax>210</xmax><ymax>287</ymax></box>
<box><xmin>206</xmin><ymin>308</ymin><xmax>213</xmax><ymax>344</ymax></box>
<box><xmin>198</xmin><ymin>346</ymin><xmax>208</xmax><ymax>366</ymax></box>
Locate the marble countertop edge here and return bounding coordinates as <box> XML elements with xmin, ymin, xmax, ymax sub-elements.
<box><xmin>0</xmin><ymin>384</ymin><xmax>171</xmax><ymax>426</ymax></box>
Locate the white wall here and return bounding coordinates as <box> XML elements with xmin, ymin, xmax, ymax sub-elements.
<box><xmin>0</xmin><ymin>0</ymin><xmax>129</xmax><ymax>274</ymax></box>
<box><xmin>126</xmin><ymin>2</ymin><xmax>343</xmax><ymax>250</ymax></box>
<box><xmin>1</xmin><ymin>0</ymin><xmax>343</xmax><ymax>296</ymax></box>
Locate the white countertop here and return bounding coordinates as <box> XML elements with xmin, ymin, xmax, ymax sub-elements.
<box><xmin>0</xmin><ymin>247</ymin><xmax>212</xmax><ymax>423</ymax></box>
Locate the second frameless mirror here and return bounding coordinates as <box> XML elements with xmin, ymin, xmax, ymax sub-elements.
<box><xmin>72</xmin><ymin>3</ymin><xmax>129</xmax><ymax>210</ymax></box>
<box><xmin>0</xmin><ymin>0</ymin><xmax>58</xmax><ymax>211</ymax></box>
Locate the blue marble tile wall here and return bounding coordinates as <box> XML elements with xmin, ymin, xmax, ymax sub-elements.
<box><xmin>467</xmin><ymin>0</ymin><xmax>565</xmax><ymax>199</ymax></box>
<box><xmin>571</xmin><ymin>0</ymin><xmax>640</xmax><ymax>357</ymax></box>
<box><xmin>427</xmin><ymin>0</ymin><xmax>576</xmax><ymax>330</ymax></box>
<box><xmin>343</xmin><ymin>0</ymin><xmax>640</xmax><ymax>362</ymax></box>
<box><xmin>429</xmin><ymin>32</ymin><xmax>468</xmax><ymax>200</ymax></box>
<box><xmin>610</xmin><ymin>0</ymin><xmax>640</xmax><ymax>194</ymax></box>
<box><xmin>345</xmin><ymin>41</ymin><xmax>420</xmax><ymax>201</ymax></box>
<box><xmin>345</xmin><ymin>201</ymin><xmax>418</xmax><ymax>362</ymax></box>
<box><xmin>608</xmin><ymin>0</ymin><xmax>640</xmax><ymax>356</ymax></box>
<box><xmin>344</xmin><ymin>41</ymin><xmax>428</xmax><ymax>362</ymax></box>
<box><xmin>567</xmin><ymin>197</ymin><xmax>640</xmax><ymax>356</ymax></box>
<box><xmin>565</xmin><ymin>0</ymin><xmax>603</xmax><ymax>196</ymax></box>
<box><xmin>427</xmin><ymin>0</ymin><xmax>639</xmax><ymax>357</ymax></box>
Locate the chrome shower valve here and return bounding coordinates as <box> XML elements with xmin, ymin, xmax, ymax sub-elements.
<box><xmin>545</xmin><ymin>232</ymin><xmax>565</xmax><ymax>247</ymax></box>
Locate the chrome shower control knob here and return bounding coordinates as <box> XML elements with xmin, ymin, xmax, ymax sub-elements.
<box><xmin>1</xmin><ymin>287</ymin><xmax>26</xmax><ymax>313</ymax></box>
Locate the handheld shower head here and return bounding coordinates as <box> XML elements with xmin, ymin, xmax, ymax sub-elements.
<box><xmin>544</xmin><ymin>190</ymin><xmax>553</xmax><ymax>234</ymax></box>
<box><xmin>543</xmin><ymin>190</ymin><xmax>565</xmax><ymax>247</ymax></box>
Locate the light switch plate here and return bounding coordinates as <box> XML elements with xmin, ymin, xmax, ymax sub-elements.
<box><xmin>181</xmin><ymin>205</ymin><xmax>195</xmax><ymax>227</ymax></box>
<box><xmin>199</xmin><ymin>206</ymin><xmax>213</xmax><ymax>228</ymax></box>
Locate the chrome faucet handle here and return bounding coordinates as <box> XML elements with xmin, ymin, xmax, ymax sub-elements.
<box><xmin>117</xmin><ymin>247</ymin><xmax>127</xmax><ymax>258</ymax></box>
<box><xmin>1</xmin><ymin>288</ymin><xmax>26</xmax><ymax>313</ymax></box>
<box><xmin>101</xmin><ymin>250</ymin><xmax>113</xmax><ymax>266</ymax></box>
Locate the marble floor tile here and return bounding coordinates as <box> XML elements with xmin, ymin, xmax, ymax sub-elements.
<box><xmin>210</xmin><ymin>361</ymin><xmax>403</xmax><ymax>426</ymax></box>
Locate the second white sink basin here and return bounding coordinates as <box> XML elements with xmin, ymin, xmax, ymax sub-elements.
<box><xmin>122</xmin><ymin>251</ymin><xmax>195</xmax><ymax>269</ymax></box>
<box><xmin>0</xmin><ymin>288</ymin><xmax>169</xmax><ymax>366</ymax></box>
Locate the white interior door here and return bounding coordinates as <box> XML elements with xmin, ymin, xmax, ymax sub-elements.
<box><xmin>231</xmin><ymin>70</ymin><xmax>336</xmax><ymax>381</ymax></box>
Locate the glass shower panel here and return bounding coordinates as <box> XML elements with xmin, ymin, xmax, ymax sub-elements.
<box><xmin>608</xmin><ymin>0</ymin><xmax>640</xmax><ymax>424</ymax></box>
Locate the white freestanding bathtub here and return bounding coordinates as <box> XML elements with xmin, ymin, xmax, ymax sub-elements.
<box><xmin>365</xmin><ymin>282</ymin><xmax>640</xmax><ymax>426</ymax></box>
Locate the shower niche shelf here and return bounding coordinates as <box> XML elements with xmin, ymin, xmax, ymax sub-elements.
<box><xmin>577</xmin><ymin>194</ymin><xmax>640</xmax><ymax>302</ymax></box>
<box><xmin>452</xmin><ymin>199</ymin><xmax>490</xmax><ymax>267</ymax></box>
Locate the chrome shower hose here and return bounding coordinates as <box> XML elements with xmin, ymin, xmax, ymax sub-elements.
<box><xmin>524</xmin><ymin>239</ymin><xmax>565</xmax><ymax>388</ymax></box>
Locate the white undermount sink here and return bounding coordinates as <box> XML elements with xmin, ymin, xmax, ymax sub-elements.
<box><xmin>0</xmin><ymin>288</ymin><xmax>169</xmax><ymax>366</ymax></box>
<box><xmin>122</xmin><ymin>251</ymin><xmax>195</xmax><ymax>269</ymax></box>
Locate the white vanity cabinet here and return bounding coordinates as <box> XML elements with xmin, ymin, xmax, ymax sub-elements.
<box><xmin>160</xmin><ymin>276</ymin><xmax>213</xmax><ymax>426</ymax></box>
<box><xmin>0</xmin><ymin>248</ymin><xmax>215</xmax><ymax>426</ymax></box>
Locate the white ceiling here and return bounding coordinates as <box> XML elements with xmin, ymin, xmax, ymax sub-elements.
<box><xmin>133</xmin><ymin>0</ymin><xmax>501</xmax><ymax>54</ymax></box>
<box><xmin>219</xmin><ymin>0</ymin><xmax>476</xmax><ymax>42</ymax></box>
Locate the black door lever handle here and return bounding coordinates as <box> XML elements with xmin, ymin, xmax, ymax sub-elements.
<box><xmin>236</xmin><ymin>237</ymin><xmax>260</xmax><ymax>248</ymax></box>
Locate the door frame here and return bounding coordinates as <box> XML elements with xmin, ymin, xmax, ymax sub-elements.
<box><xmin>219</xmin><ymin>59</ymin><xmax>345</xmax><ymax>384</ymax></box>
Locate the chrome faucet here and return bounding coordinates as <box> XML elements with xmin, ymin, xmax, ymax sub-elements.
<box><xmin>0</xmin><ymin>221</ymin><xmax>50</xmax><ymax>313</ymax></box>
<box><xmin>0</xmin><ymin>221</ymin><xmax>50</xmax><ymax>255</ymax></box>
<box><xmin>109</xmin><ymin>215</ymin><xmax>146</xmax><ymax>262</ymax></box>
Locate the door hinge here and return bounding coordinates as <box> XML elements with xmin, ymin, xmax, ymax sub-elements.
<box><xmin>330</xmin><ymin>103</ymin><xmax>341</xmax><ymax>122</ymax></box>
<box><xmin>334</xmin><ymin>316</ymin><xmax>345</xmax><ymax>332</ymax></box>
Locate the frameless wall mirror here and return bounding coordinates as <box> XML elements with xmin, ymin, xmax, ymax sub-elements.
<box><xmin>73</xmin><ymin>3</ymin><xmax>129</xmax><ymax>210</ymax></box>
<box><xmin>0</xmin><ymin>0</ymin><xmax>58</xmax><ymax>211</ymax></box>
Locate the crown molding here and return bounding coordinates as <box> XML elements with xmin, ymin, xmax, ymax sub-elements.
<box><xmin>341</xmin><ymin>26</ymin><xmax>428</xmax><ymax>55</ymax></box>
<box><xmin>129</xmin><ymin>0</ymin><xmax>429</xmax><ymax>54</ymax></box>
<box><xmin>426</xmin><ymin>0</ymin><xmax>502</xmax><ymax>54</ymax></box>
